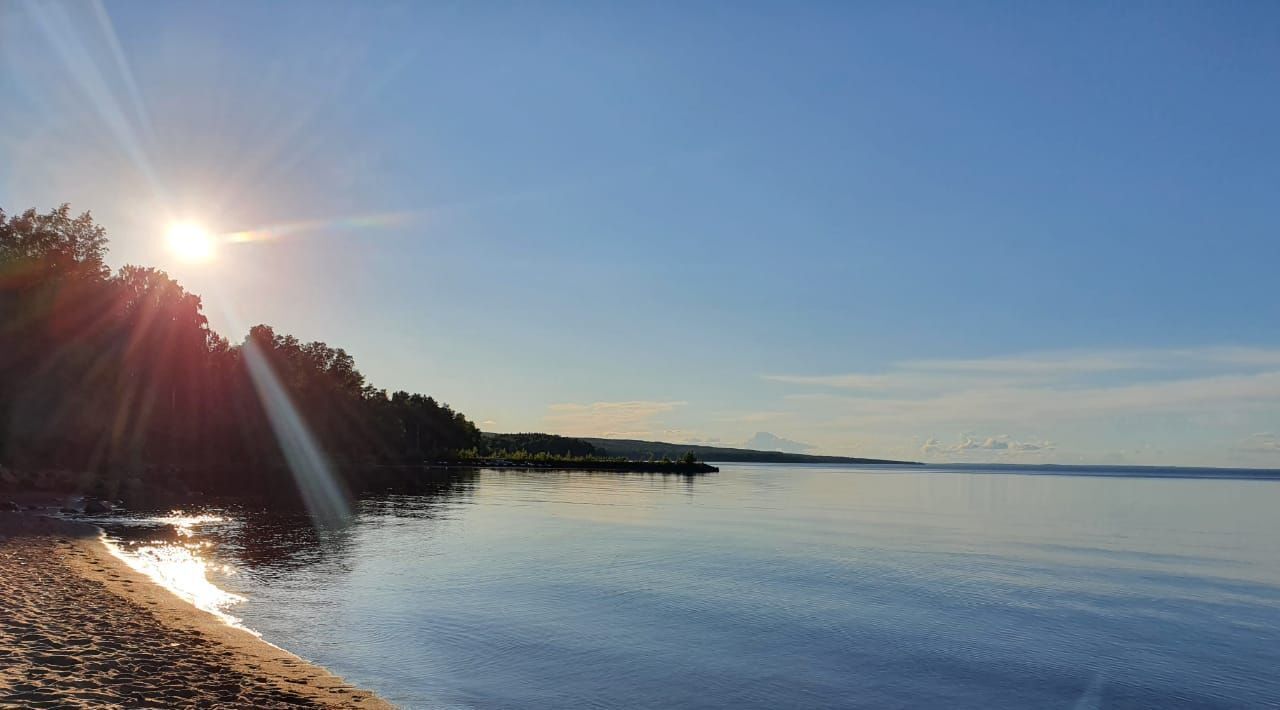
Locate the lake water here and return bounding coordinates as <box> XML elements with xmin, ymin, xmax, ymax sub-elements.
<box><xmin>101</xmin><ymin>464</ymin><xmax>1280</xmax><ymax>708</ymax></box>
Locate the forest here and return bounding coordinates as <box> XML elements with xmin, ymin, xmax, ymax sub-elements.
<box><xmin>478</xmin><ymin>432</ymin><xmax>605</xmax><ymax>458</ymax></box>
<box><xmin>0</xmin><ymin>205</ymin><xmax>483</xmax><ymax>499</ymax></box>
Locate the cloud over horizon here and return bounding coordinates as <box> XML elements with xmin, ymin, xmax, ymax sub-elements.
<box><xmin>1239</xmin><ymin>433</ymin><xmax>1280</xmax><ymax>455</ymax></box>
<box><xmin>762</xmin><ymin>347</ymin><xmax>1280</xmax><ymax>466</ymax></box>
<box><xmin>743</xmin><ymin>431</ymin><xmax>813</xmax><ymax>453</ymax></box>
<box><xmin>921</xmin><ymin>435</ymin><xmax>1055</xmax><ymax>457</ymax></box>
<box><xmin>543</xmin><ymin>400</ymin><xmax>687</xmax><ymax>439</ymax></box>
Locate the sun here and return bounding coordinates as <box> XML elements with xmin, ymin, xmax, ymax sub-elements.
<box><xmin>165</xmin><ymin>222</ymin><xmax>216</xmax><ymax>263</ymax></box>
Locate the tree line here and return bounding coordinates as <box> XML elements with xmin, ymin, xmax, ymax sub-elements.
<box><xmin>478</xmin><ymin>432</ymin><xmax>604</xmax><ymax>458</ymax></box>
<box><xmin>0</xmin><ymin>205</ymin><xmax>482</xmax><ymax>496</ymax></box>
<box><xmin>468</xmin><ymin>433</ymin><xmax>702</xmax><ymax>466</ymax></box>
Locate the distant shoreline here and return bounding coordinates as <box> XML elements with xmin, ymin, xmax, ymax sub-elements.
<box><xmin>390</xmin><ymin>459</ymin><xmax>720</xmax><ymax>474</ymax></box>
<box><xmin>574</xmin><ymin>436</ymin><xmax>923</xmax><ymax>466</ymax></box>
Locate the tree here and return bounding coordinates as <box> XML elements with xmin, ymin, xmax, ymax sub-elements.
<box><xmin>0</xmin><ymin>205</ymin><xmax>483</xmax><ymax>494</ymax></box>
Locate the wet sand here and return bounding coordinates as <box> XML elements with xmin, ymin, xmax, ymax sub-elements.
<box><xmin>0</xmin><ymin>511</ymin><xmax>392</xmax><ymax>708</ymax></box>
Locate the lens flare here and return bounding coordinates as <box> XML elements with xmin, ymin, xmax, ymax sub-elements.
<box><xmin>241</xmin><ymin>340</ymin><xmax>352</xmax><ymax>529</ymax></box>
<box><xmin>223</xmin><ymin>209</ymin><xmax>420</xmax><ymax>245</ymax></box>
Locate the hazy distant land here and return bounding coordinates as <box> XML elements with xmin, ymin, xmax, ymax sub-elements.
<box><xmin>579</xmin><ymin>436</ymin><xmax>917</xmax><ymax>465</ymax></box>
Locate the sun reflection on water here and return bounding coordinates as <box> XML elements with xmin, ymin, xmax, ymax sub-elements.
<box><xmin>100</xmin><ymin>512</ymin><xmax>252</xmax><ymax>631</ymax></box>
<box><xmin>155</xmin><ymin>512</ymin><xmax>228</xmax><ymax>537</ymax></box>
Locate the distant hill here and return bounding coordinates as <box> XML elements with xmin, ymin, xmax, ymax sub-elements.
<box><xmin>580</xmin><ymin>437</ymin><xmax>919</xmax><ymax>465</ymax></box>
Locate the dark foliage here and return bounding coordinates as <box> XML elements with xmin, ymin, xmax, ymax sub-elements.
<box><xmin>480</xmin><ymin>432</ymin><xmax>602</xmax><ymax>458</ymax></box>
<box><xmin>0</xmin><ymin>206</ymin><xmax>481</xmax><ymax>497</ymax></box>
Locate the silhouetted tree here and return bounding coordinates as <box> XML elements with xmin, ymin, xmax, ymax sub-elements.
<box><xmin>481</xmin><ymin>433</ymin><xmax>602</xmax><ymax>458</ymax></box>
<box><xmin>0</xmin><ymin>205</ymin><xmax>481</xmax><ymax>496</ymax></box>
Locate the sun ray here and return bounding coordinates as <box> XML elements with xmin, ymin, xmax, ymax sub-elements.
<box><xmin>205</xmin><ymin>295</ymin><xmax>352</xmax><ymax>530</ymax></box>
<box><xmin>24</xmin><ymin>0</ymin><xmax>166</xmax><ymax>204</ymax></box>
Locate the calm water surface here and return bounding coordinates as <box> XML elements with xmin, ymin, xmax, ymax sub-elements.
<box><xmin>102</xmin><ymin>465</ymin><xmax>1280</xmax><ymax>708</ymax></box>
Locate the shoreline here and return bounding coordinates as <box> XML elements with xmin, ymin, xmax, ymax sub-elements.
<box><xmin>398</xmin><ymin>460</ymin><xmax>720</xmax><ymax>474</ymax></box>
<box><xmin>0</xmin><ymin>509</ymin><xmax>391</xmax><ymax>708</ymax></box>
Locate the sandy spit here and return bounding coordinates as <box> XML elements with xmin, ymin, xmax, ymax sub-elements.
<box><xmin>0</xmin><ymin>511</ymin><xmax>394</xmax><ymax>708</ymax></box>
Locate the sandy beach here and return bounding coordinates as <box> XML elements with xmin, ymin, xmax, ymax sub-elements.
<box><xmin>0</xmin><ymin>510</ymin><xmax>392</xmax><ymax>708</ymax></box>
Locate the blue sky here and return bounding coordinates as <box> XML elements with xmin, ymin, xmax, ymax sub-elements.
<box><xmin>2</xmin><ymin>1</ymin><xmax>1279</xmax><ymax>466</ymax></box>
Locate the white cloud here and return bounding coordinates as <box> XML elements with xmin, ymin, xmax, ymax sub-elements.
<box><xmin>1190</xmin><ymin>348</ymin><xmax>1280</xmax><ymax>368</ymax></box>
<box><xmin>763</xmin><ymin>346</ymin><xmax>1280</xmax><ymax>427</ymax></box>
<box><xmin>762</xmin><ymin>346</ymin><xmax>1280</xmax><ymax>465</ymax></box>
<box><xmin>800</xmin><ymin>371</ymin><xmax>1280</xmax><ymax>434</ymax></box>
<box><xmin>899</xmin><ymin>353</ymin><xmax>1146</xmax><ymax>376</ymax></box>
<box><xmin>678</xmin><ymin>437</ymin><xmax>722</xmax><ymax>445</ymax></box>
<box><xmin>743</xmin><ymin>431</ymin><xmax>813</xmax><ymax>453</ymax></box>
<box><xmin>765</xmin><ymin>347</ymin><xmax>1280</xmax><ymax>394</ymax></box>
<box><xmin>657</xmin><ymin>429</ymin><xmax>717</xmax><ymax>445</ymax></box>
<box><xmin>763</xmin><ymin>371</ymin><xmax>1030</xmax><ymax>391</ymax></box>
<box><xmin>920</xmin><ymin>434</ymin><xmax>1054</xmax><ymax>458</ymax></box>
<box><xmin>725</xmin><ymin>411</ymin><xmax>788</xmax><ymax>424</ymax></box>
<box><xmin>764</xmin><ymin>351</ymin><xmax>1149</xmax><ymax>390</ymax></box>
<box><xmin>1239</xmin><ymin>432</ymin><xmax>1280</xmax><ymax>454</ymax></box>
<box><xmin>764</xmin><ymin>373</ymin><xmax>905</xmax><ymax>389</ymax></box>
<box><xmin>544</xmin><ymin>400</ymin><xmax>686</xmax><ymax>439</ymax></box>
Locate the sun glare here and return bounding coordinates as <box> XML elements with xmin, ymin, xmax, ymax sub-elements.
<box><xmin>165</xmin><ymin>222</ymin><xmax>216</xmax><ymax>263</ymax></box>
